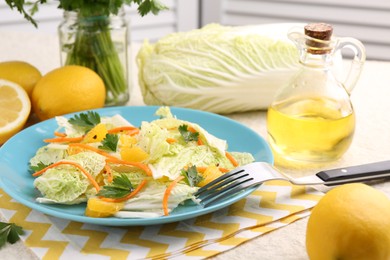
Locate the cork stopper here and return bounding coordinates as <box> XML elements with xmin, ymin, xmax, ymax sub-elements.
<box><xmin>304</xmin><ymin>23</ymin><xmax>333</xmax><ymax>54</ymax></box>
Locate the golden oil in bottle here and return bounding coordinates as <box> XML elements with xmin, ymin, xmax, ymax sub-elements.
<box><xmin>267</xmin><ymin>97</ymin><xmax>355</xmax><ymax>163</ymax></box>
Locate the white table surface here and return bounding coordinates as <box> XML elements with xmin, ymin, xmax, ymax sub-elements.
<box><xmin>0</xmin><ymin>29</ymin><xmax>390</xmax><ymax>260</ymax></box>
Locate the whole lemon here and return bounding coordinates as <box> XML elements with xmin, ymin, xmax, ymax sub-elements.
<box><xmin>32</xmin><ymin>65</ymin><xmax>105</xmax><ymax>121</ymax></box>
<box><xmin>0</xmin><ymin>60</ymin><xmax>42</xmax><ymax>97</ymax></box>
<box><xmin>306</xmin><ymin>183</ymin><xmax>390</xmax><ymax>260</ymax></box>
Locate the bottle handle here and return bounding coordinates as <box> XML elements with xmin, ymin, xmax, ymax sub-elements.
<box><xmin>336</xmin><ymin>37</ymin><xmax>366</xmax><ymax>94</ymax></box>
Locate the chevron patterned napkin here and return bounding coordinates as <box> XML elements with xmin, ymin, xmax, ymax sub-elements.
<box><xmin>0</xmin><ymin>180</ymin><xmax>322</xmax><ymax>259</ymax></box>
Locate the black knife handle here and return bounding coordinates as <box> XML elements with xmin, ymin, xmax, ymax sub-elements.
<box><xmin>316</xmin><ymin>160</ymin><xmax>390</xmax><ymax>185</ymax></box>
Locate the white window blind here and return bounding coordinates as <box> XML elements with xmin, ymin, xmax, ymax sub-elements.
<box><xmin>201</xmin><ymin>0</ymin><xmax>390</xmax><ymax>61</ymax></box>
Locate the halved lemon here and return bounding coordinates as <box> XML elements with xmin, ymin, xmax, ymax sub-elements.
<box><xmin>0</xmin><ymin>79</ymin><xmax>31</xmax><ymax>144</ymax></box>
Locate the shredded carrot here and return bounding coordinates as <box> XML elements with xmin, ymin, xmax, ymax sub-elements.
<box><xmin>108</xmin><ymin>126</ymin><xmax>140</xmax><ymax>135</ymax></box>
<box><xmin>188</xmin><ymin>126</ymin><xmax>197</xmax><ymax>133</ymax></box>
<box><xmin>218</xmin><ymin>167</ymin><xmax>230</xmax><ymax>173</ymax></box>
<box><xmin>68</xmin><ymin>143</ymin><xmax>118</xmax><ymax>160</ymax></box>
<box><xmin>68</xmin><ymin>143</ymin><xmax>152</xmax><ymax>176</ymax></box>
<box><xmin>32</xmin><ymin>161</ymin><xmax>100</xmax><ymax>192</ymax></box>
<box><xmin>163</xmin><ymin>176</ymin><xmax>184</xmax><ymax>216</ymax></box>
<box><xmin>106</xmin><ymin>157</ymin><xmax>152</xmax><ymax>176</ymax></box>
<box><xmin>54</xmin><ymin>131</ymin><xmax>67</xmax><ymax>137</ymax></box>
<box><xmin>44</xmin><ymin>136</ymin><xmax>84</xmax><ymax>143</ymax></box>
<box><xmin>100</xmin><ymin>180</ymin><xmax>148</xmax><ymax>202</ymax></box>
<box><xmin>166</xmin><ymin>138</ymin><xmax>177</xmax><ymax>144</ymax></box>
<box><xmin>126</xmin><ymin>129</ymin><xmax>140</xmax><ymax>136</ymax></box>
<box><xmin>225</xmin><ymin>151</ymin><xmax>239</xmax><ymax>167</ymax></box>
<box><xmin>104</xmin><ymin>163</ymin><xmax>113</xmax><ymax>183</ymax></box>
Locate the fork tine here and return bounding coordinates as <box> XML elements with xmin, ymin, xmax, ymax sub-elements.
<box><xmin>194</xmin><ymin>170</ymin><xmax>248</xmax><ymax>196</ymax></box>
<box><xmin>198</xmin><ymin>179</ymin><xmax>249</xmax><ymax>202</ymax></box>
<box><xmin>201</xmin><ymin>182</ymin><xmax>260</xmax><ymax>207</ymax></box>
<box><xmin>196</xmin><ymin>173</ymin><xmax>249</xmax><ymax>198</ymax></box>
<box><xmin>194</xmin><ymin>169</ymin><xmax>244</xmax><ymax>196</ymax></box>
<box><xmin>194</xmin><ymin>166</ymin><xmax>258</xmax><ymax>206</ymax></box>
<box><xmin>196</xmin><ymin>172</ymin><xmax>251</xmax><ymax>199</ymax></box>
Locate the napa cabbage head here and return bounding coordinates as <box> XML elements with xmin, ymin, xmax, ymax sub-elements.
<box><xmin>137</xmin><ymin>23</ymin><xmax>300</xmax><ymax>113</ymax></box>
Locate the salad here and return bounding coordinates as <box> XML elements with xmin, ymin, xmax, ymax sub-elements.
<box><xmin>29</xmin><ymin>107</ymin><xmax>254</xmax><ymax>218</ymax></box>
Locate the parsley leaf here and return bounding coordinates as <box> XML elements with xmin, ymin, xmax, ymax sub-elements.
<box><xmin>68</xmin><ymin>111</ymin><xmax>100</xmax><ymax>131</ymax></box>
<box><xmin>178</xmin><ymin>125</ymin><xmax>199</xmax><ymax>143</ymax></box>
<box><xmin>181</xmin><ymin>165</ymin><xmax>203</xmax><ymax>187</ymax></box>
<box><xmin>97</xmin><ymin>174</ymin><xmax>134</xmax><ymax>198</ymax></box>
<box><xmin>98</xmin><ymin>134</ymin><xmax>119</xmax><ymax>152</ymax></box>
<box><xmin>3</xmin><ymin>0</ymin><xmax>44</xmax><ymax>27</ymax></box>
<box><xmin>29</xmin><ymin>162</ymin><xmax>50</xmax><ymax>173</ymax></box>
<box><xmin>5</xmin><ymin>0</ymin><xmax>168</xmax><ymax>27</ymax></box>
<box><xmin>136</xmin><ymin>0</ymin><xmax>168</xmax><ymax>16</ymax></box>
<box><xmin>0</xmin><ymin>222</ymin><xmax>24</xmax><ymax>249</ymax></box>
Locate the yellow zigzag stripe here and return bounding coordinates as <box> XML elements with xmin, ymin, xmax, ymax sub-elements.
<box><xmin>143</xmin><ymin>219</ymin><xmax>223</xmax><ymax>259</ymax></box>
<box><xmin>167</xmin><ymin>182</ymin><xmax>321</xmax><ymax>258</ymax></box>
<box><xmin>265</xmin><ymin>180</ymin><xmax>324</xmax><ymax>202</ymax></box>
<box><xmin>156</xmin><ymin>222</ymin><xmax>204</xmax><ymax>257</ymax></box>
<box><xmin>158</xmin><ymin>212</ymin><xmax>295</xmax><ymax>259</ymax></box>
<box><xmin>185</xmin><ymin>210</ymin><xmax>309</xmax><ymax>257</ymax></box>
<box><xmin>165</xmin><ymin>202</ymin><xmax>251</xmax><ymax>258</ymax></box>
<box><xmin>227</xmin><ymin>181</ymin><xmax>321</xmax><ymax>225</ymax></box>
<box><xmin>0</xmin><ymin>189</ymin><xmax>68</xmax><ymax>260</ymax></box>
<box><xmin>62</xmin><ymin>221</ymin><xmax>130</xmax><ymax>259</ymax></box>
<box><xmin>150</xmin><ymin>215</ymin><xmax>226</xmax><ymax>259</ymax></box>
<box><xmin>158</xmin><ymin>222</ymin><xmax>205</xmax><ymax>248</ymax></box>
<box><xmin>252</xmin><ymin>181</ymin><xmax>322</xmax><ymax>213</ymax></box>
<box><xmin>228</xmin><ymin>196</ymin><xmax>275</xmax><ymax>224</ymax></box>
<box><xmin>121</xmin><ymin>225</ymin><xmax>170</xmax><ymax>258</ymax></box>
<box><xmin>279</xmin><ymin>211</ymin><xmax>307</xmax><ymax>224</ymax></box>
<box><xmin>157</xmin><ymin>221</ymin><xmax>221</xmax><ymax>258</ymax></box>
<box><xmin>0</xmin><ymin>180</ymin><xmax>322</xmax><ymax>260</ymax></box>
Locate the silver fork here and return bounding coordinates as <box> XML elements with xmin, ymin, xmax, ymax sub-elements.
<box><xmin>194</xmin><ymin>160</ymin><xmax>390</xmax><ymax>207</ymax></box>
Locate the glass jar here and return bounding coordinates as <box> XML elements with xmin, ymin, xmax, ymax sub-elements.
<box><xmin>267</xmin><ymin>23</ymin><xmax>365</xmax><ymax>167</ymax></box>
<box><xmin>58</xmin><ymin>9</ymin><xmax>130</xmax><ymax>106</ymax></box>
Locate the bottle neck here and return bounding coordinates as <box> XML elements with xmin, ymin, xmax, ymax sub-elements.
<box><xmin>299</xmin><ymin>51</ymin><xmax>333</xmax><ymax>68</ymax></box>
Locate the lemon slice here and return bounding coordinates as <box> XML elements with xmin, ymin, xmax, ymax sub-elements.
<box><xmin>0</xmin><ymin>79</ymin><xmax>31</xmax><ymax>144</ymax></box>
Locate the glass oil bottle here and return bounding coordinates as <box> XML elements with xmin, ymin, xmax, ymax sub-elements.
<box><xmin>267</xmin><ymin>23</ymin><xmax>366</xmax><ymax>166</ymax></box>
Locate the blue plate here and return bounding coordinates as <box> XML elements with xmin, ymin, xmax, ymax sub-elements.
<box><xmin>0</xmin><ymin>106</ymin><xmax>273</xmax><ymax>226</ymax></box>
